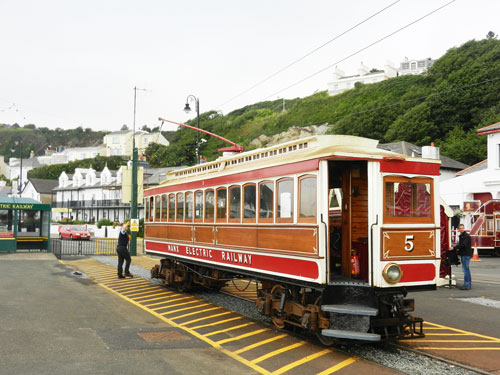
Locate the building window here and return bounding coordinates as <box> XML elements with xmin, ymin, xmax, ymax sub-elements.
<box><xmin>243</xmin><ymin>184</ymin><xmax>256</xmax><ymax>222</ymax></box>
<box><xmin>112</xmin><ymin>137</ymin><xmax>120</xmax><ymax>144</ymax></box>
<box><xmin>229</xmin><ymin>186</ymin><xmax>241</xmax><ymax>221</ymax></box>
<box><xmin>216</xmin><ymin>188</ymin><xmax>227</xmax><ymax>222</ymax></box>
<box><xmin>277</xmin><ymin>178</ymin><xmax>293</xmax><ymax>223</ymax></box>
<box><xmin>298</xmin><ymin>175</ymin><xmax>317</xmax><ymax>223</ymax></box>
<box><xmin>411</xmin><ymin>62</ymin><xmax>417</xmax><ymax>70</ymax></box>
<box><xmin>259</xmin><ymin>181</ymin><xmax>274</xmax><ymax>222</ymax></box>
<box><xmin>0</xmin><ymin>209</ymin><xmax>13</xmax><ymax>234</ymax></box>
<box><xmin>185</xmin><ymin>192</ymin><xmax>193</xmax><ymax>221</ymax></box>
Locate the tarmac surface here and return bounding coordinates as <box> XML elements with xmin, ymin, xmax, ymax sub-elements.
<box><xmin>0</xmin><ymin>253</ymin><xmax>250</xmax><ymax>375</ymax></box>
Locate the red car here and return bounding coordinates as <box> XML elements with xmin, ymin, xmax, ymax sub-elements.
<box><xmin>59</xmin><ymin>225</ymin><xmax>91</xmax><ymax>240</ymax></box>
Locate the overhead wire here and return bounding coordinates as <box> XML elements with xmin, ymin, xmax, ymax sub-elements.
<box><xmin>216</xmin><ymin>0</ymin><xmax>402</xmax><ymax>109</ymax></box>
<box><xmin>262</xmin><ymin>0</ymin><xmax>457</xmax><ymax>100</ymax></box>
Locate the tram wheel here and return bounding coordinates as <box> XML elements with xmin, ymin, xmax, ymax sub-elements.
<box><xmin>314</xmin><ymin>296</ymin><xmax>335</xmax><ymax>346</ymax></box>
<box><xmin>270</xmin><ymin>284</ymin><xmax>286</xmax><ymax>329</ymax></box>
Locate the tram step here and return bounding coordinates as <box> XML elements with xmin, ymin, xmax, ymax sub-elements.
<box><xmin>322</xmin><ymin>329</ymin><xmax>381</xmax><ymax>341</ymax></box>
<box><xmin>321</xmin><ymin>304</ymin><xmax>378</xmax><ymax>316</ymax></box>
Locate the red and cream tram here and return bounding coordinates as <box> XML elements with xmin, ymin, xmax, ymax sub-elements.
<box><xmin>144</xmin><ymin>135</ymin><xmax>441</xmax><ymax>342</ymax></box>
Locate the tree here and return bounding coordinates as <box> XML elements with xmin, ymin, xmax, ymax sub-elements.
<box><xmin>487</xmin><ymin>31</ymin><xmax>497</xmax><ymax>39</ymax></box>
<box><xmin>121</xmin><ymin>124</ymin><xmax>129</xmax><ymax>131</ymax></box>
<box><xmin>141</xmin><ymin>125</ymin><xmax>152</xmax><ymax>133</ymax></box>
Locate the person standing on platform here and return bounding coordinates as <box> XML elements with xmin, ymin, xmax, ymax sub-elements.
<box><xmin>116</xmin><ymin>222</ymin><xmax>133</xmax><ymax>279</ymax></box>
<box><xmin>456</xmin><ymin>224</ymin><xmax>472</xmax><ymax>290</ymax></box>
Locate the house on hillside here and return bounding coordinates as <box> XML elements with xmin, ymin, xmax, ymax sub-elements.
<box><xmin>21</xmin><ymin>178</ymin><xmax>58</xmax><ymax>205</ymax></box>
<box><xmin>398</xmin><ymin>57</ymin><xmax>435</xmax><ymax>76</ymax></box>
<box><xmin>377</xmin><ymin>141</ymin><xmax>468</xmax><ymax>181</ymax></box>
<box><xmin>8</xmin><ymin>154</ymin><xmax>43</xmax><ymax>195</ymax></box>
<box><xmin>103</xmin><ymin>130</ymin><xmax>169</xmax><ymax>159</ymax></box>
<box><xmin>38</xmin><ymin>146</ymin><xmax>106</xmax><ymax>165</ymax></box>
<box><xmin>440</xmin><ymin>122</ymin><xmax>500</xmax><ymax>211</ymax></box>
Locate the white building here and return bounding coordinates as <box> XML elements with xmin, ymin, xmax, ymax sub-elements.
<box><xmin>328</xmin><ymin>62</ymin><xmax>397</xmax><ymax>96</ymax></box>
<box><xmin>53</xmin><ymin>166</ymin><xmax>139</xmax><ymax>223</ymax></box>
<box><xmin>103</xmin><ymin>130</ymin><xmax>169</xmax><ymax>158</ymax></box>
<box><xmin>398</xmin><ymin>57</ymin><xmax>434</xmax><ymax>76</ymax></box>
<box><xmin>440</xmin><ymin>122</ymin><xmax>500</xmax><ymax>211</ymax></box>
<box><xmin>38</xmin><ymin>146</ymin><xmax>106</xmax><ymax>165</ymax></box>
<box><xmin>21</xmin><ymin>178</ymin><xmax>58</xmax><ymax>205</ymax></box>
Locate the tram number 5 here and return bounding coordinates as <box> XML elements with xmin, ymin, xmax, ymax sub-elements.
<box><xmin>405</xmin><ymin>235</ymin><xmax>415</xmax><ymax>252</ymax></box>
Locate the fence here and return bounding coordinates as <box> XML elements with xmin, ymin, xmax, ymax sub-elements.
<box><xmin>51</xmin><ymin>238</ymin><xmax>144</xmax><ymax>259</ymax></box>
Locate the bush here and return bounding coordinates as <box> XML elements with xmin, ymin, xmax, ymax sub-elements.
<box><xmin>96</xmin><ymin>218</ymin><xmax>113</xmax><ymax>229</ymax></box>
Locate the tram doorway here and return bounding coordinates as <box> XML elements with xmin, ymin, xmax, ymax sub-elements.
<box><xmin>328</xmin><ymin>161</ymin><xmax>369</xmax><ymax>282</ymax></box>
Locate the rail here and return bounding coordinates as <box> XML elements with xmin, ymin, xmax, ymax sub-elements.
<box><xmin>51</xmin><ymin>238</ymin><xmax>144</xmax><ymax>259</ymax></box>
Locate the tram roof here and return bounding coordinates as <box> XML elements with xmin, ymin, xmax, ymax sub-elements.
<box><xmin>149</xmin><ymin>135</ymin><xmax>440</xmax><ymax>189</ymax></box>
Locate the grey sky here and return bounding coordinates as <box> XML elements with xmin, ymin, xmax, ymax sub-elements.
<box><xmin>0</xmin><ymin>0</ymin><xmax>498</xmax><ymax>133</ymax></box>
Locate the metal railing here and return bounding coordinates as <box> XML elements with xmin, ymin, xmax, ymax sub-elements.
<box><xmin>52</xmin><ymin>200</ymin><xmax>137</xmax><ymax>208</ymax></box>
<box><xmin>51</xmin><ymin>238</ymin><xmax>144</xmax><ymax>259</ymax></box>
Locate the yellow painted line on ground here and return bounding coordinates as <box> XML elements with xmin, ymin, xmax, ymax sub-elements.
<box><xmin>170</xmin><ymin>307</ymin><xmax>220</xmax><ymax>320</ymax></box>
<box><xmin>137</xmin><ymin>293</ymin><xmax>178</xmax><ymax>302</ymax></box>
<box><xmin>217</xmin><ymin>329</ymin><xmax>268</xmax><ymax>345</ymax></box>
<box><xmin>190</xmin><ymin>316</ymin><xmax>244</xmax><ymax>330</ymax></box>
<box><xmin>272</xmin><ymin>348</ymin><xmax>331</xmax><ymax>375</ymax></box>
<box><xmin>234</xmin><ymin>334</ymin><xmax>288</xmax><ymax>354</ymax></box>
<box><xmin>180</xmin><ymin>311</ymin><xmax>233</xmax><ymax>327</ymax></box>
<box><xmin>147</xmin><ymin>296</ymin><xmax>194</xmax><ymax>307</ymax></box>
<box><xmin>64</xmin><ymin>264</ymin><xmax>274</xmax><ymax>375</ymax></box>
<box><xmin>153</xmin><ymin>300</ymin><xmax>201</xmax><ymax>311</ymax></box>
<box><xmin>103</xmin><ymin>279</ymin><xmax>143</xmax><ymax>287</ymax></box>
<box><xmin>414</xmin><ymin>347</ymin><xmax>500</xmax><ymax>350</ymax></box>
<box><xmin>315</xmin><ymin>357</ymin><xmax>359</xmax><ymax>375</ymax></box>
<box><xmin>406</xmin><ymin>339</ymin><xmax>499</xmax><ymax>343</ymax></box>
<box><xmin>424</xmin><ymin>321</ymin><xmax>500</xmax><ymax>342</ymax></box>
<box><xmin>251</xmin><ymin>341</ymin><xmax>307</xmax><ymax>364</ymax></box>
<box><xmin>155</xmin><ymin>302</ymin><xmax>208</xmax><ymax>313</ymax></box>
<box><xmin>112</xmin><ymin>283</ymin><xmax>153</xmax><ymax>293</ymax></box>
<box><xmin>125</xmin><ymin>288</ymin><xmax>164</xmax><ymax>298</ymax></box>
<box><xmin>425</xmin><ymin>333</ymin><xmax>471</xmax><ymax>336</ymax></box>
<box><xmin>204</xmin><ymin>323</ymin><xmax>254</xmax><ymax>337</ymax></box>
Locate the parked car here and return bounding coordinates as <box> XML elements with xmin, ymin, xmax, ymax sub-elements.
<box><xmin>59</xmin><ymin>225</ymin><xmax>91</xmax><ymax>240</ymax></box>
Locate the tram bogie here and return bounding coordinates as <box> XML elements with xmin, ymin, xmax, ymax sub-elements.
<box><xmin>144</xmin><ymin>135</ymin><xmax>441</xmax><ymax>343</ymax></box>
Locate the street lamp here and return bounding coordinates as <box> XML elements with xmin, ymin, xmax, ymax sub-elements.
<box><xmin>184</xmin><ymin>94</ymin><xmax>200</xmax><ymax>163</ymax></box>
<box><xmin>12</xmin><ymin>140</ymin><xmax>23</xmax><ymax>197</ymax></box>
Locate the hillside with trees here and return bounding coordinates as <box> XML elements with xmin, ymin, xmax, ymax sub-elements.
<box><xmin>146</xmin><ymin>37</ymin><xmax>500</xmax><ymax>167</ymax></box>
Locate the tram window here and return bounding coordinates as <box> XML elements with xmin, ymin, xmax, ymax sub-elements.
<box><xmin>243</xmin><ymin>184</ymin><xmax>256</xmax><ymax>221</ymax></box>
<box><xmin>195</xmin><ymin>191</ymin><xmax>203</xmax><ymax>220</ymax></box>
<box><xmin>176</xmin><ymin>193</ymin><xmax>184</xmax><ymax>221</ymax></box>
<box><xmin>168</xmin><ymin>194</ymin><xmax>175</xmax><ymax>221</ymax></box>
<box><xmin>384</xmin><ymin>177</ymin><xmax>433</xmax><ymax>223</ymax></box>
<box><xmin>277</xmin><ymin>178</ymin><xmax>294</xmax><ymax>222</ymax></box>
<box><xmin>205</xmin><ymin>190</ymin><xmax>214</xmax><ymax>221</ymax></box>
<box><xmin>329</xmin><ymin>188</ymin><xmax>342</xmax><ymax>211</ymax></box>
<box><xmin>155</xmin><ymin>196</ymin><xmax>161</xmax><ymax>221</ymax></box>
<box><xmin>161</xmin><ymin>194</ymin><xmax>168</xmax><ymax>221</ymax></box>
<box><xmin>145</xmin><ymin>198</ymin><xmax>151</xmax><ymax>222</ymax></box>
<box><xmin>259</xmin><ymin>181</ymin><xmax>274</xmax><ymax>222</ymax></box>
<box><xmin>0</xmin><ymin>209</ymin><xmax>13</xmax><ymax>233</ymax></box>
<box><xmin>185</xmin><ymin>192</ymin><xmax>193</xmax><ymax>221</ymax></box>
<box><xmin>229</xmin><ymin>186</ymin><xmax>241</xmax><ymax>221</ymax></box>
<box><xmin>217</xmin><ymin>188</ymin><xmax>227</xmax><ymax>221</ymax></box>
<box><xmin>299</xmin><ymin>175</ymin><xmax>316</xmax><ymax>223</ymax></box>
<box><xmin>17</xmin><ymin>210</ymin><xmax>41</xmax><ymax>236</ymax></box>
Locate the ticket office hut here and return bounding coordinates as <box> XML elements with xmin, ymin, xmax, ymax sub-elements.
<box><xmin>0</xmin><ymin>197</ymin><xmax>51</xmax><ymax>252</ymax></box>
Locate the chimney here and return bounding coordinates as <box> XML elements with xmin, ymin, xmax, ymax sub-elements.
<box><xmin>422</xmin><ymin>143</ymin><xmax>440</xmax><ymax>160</ymax></box>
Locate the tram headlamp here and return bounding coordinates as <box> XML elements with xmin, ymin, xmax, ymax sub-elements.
<box><xmin>382</xmin><ymin>263</ymin><xmax>402</xmax><ymax>284</ymax></box>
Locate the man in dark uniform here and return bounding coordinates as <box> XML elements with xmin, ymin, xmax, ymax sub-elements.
<box><xmin>456</xmin><ymin>224</ymin><xmax>472</xmax><ymax>290</ymax></box>
<box><xmin>117</xmin><ymin>222</ymin><xmax>133</xmax><ymax>279</ymax></box>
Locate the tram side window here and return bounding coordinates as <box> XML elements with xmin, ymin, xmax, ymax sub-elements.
<box><xmin>277</xmin><ymin>178</ymin><xmax>294</xmax><ymax>223</ymax></box>
<box><xmin>384</xmin><ymin>177</ymin><xmax>433</xmax><ymax>222</ymax></box>
<box><xmin>205</xmin><ymin>190</ymin><xmax>215</xmax><ymax>221</ymax></box>
<box><xmin>217</xmin><ymin>188</ymin><xmax>227</xmax><ymax>221</ymax></box>
<box><xmin>243</xmin><ymin>184</ymin><xmax>256</xmax><ymax>221</ymax></box>
<box><xmin>298</xmin><ymin>175</ymin><xmax>317</xmax><ymax>223</ymax></box>
<box><xmin>195</xmin><ymin>191</ymin><xmax>203</xmax><ymax>220</ymax></box>
<box><xmin>148</xmin><ymin>197</ymin><xmax>154</xmax><ymax>221</ymax></box>
<box><xmin>177</xmin><ymin>193</ymin><xmax>184</xmax><ymax>221</ymax></box>
<box><xmin>145</xmin><ymin>198</ymin><xmax>151</xmax><ymax>222</ymax></box>
<box><xmin>168</xmin><ymin>194</ymin><xmax>175</xmax><ymax>221</ymax></box>
<box><xmin>185</xmin><ymin>192</ymin><xmax>193</xmax><ymax>221</ymax></box>
<box><xmin>18</xmin><ymin>210</ymin><xmax>41</xmax><ymax>236</ymax></box>
<box><xmin>259</xmin><ymin>181</ymin><xmax>274</xmax><ymax>222</ymax></box>
<box><xmin>155</xmin><ymin>196</ymin><xmax>161</xmax><ymax>221</ymax></box>
<box><xmin>229</xmin><ymin>186</ymin><xmax>241</xmax><ymax>221</ymax></box>
<box><xmin>161</xmin><ymin>194</ymin><xmax>168</xmax><ymax>221</ymax></box>
<box><xmin>0</xmin><ymin>209</ymin><xmax>13</xmax><ymax>235</ymax></box>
